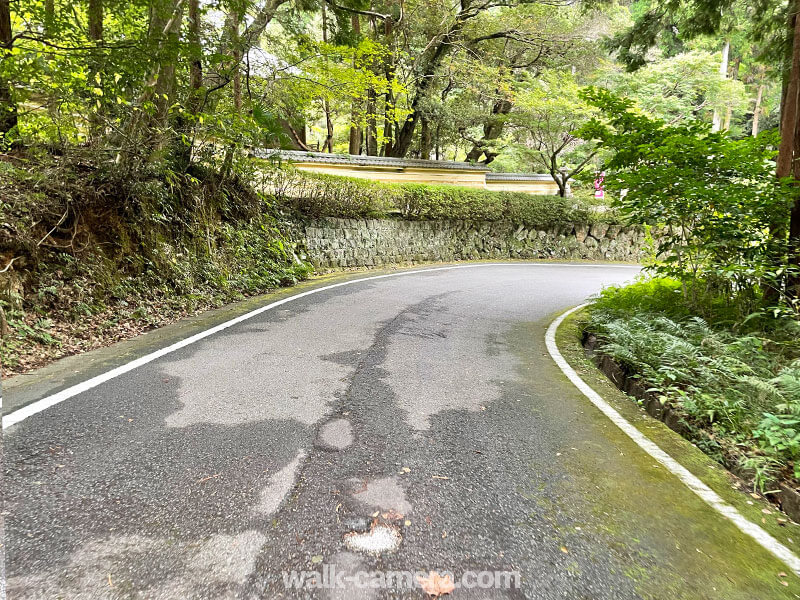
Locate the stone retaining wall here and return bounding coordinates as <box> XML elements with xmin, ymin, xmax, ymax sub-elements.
<box><xmin>299</xmin><ymin>217</ymin><xmax>646</xmax><ymax>268</ymax></box>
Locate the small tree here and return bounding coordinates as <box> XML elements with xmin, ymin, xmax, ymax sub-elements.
<box><xmin>578</xmin><ymin>87</ymin><xmax>796</xmax><ymax>314</ymax></box>
<box><xmin>508</xmin><ymin>72</ymin><xmax>599</xmax><ymax>197</ymax></box>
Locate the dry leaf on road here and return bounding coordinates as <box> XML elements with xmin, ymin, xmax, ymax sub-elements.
<box><xmin>417</xmin><ymin>571</ymin><xmax>455</xmax><ymax>598</ymax></box>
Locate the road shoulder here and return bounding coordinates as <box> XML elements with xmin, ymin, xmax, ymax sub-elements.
<box><xmin>554</xmin><ymin>307</ymin><xmax>800</xmax><ymax>566</ymax></box>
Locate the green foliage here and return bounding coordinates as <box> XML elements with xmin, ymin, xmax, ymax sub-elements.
<box><xmin>579</xmin><ymin>87</ymin><xmax>797</xmax><ymax>316</ymax></box>
<box><xmin>595</xmin><ymin>51</ymin><xmax>748</xmax><ymax>127</ymax></box>
<box><xmin>398</xmin><ymin>183</ymin><xmax>505</xmax><ymax>220</ymax></box>
<box><xmin>505</xmin><ymin>71</ymin><xmax>601</xmax><ymax>195</ymax></box>
<box><xmin>587</xmin><ymin>277</ymin><xmax>800</xmax><ymax>489</ymax></box>
<box><xmin>263</xmin><ymin>169</ymin><xmax>396</xmax><ymax>218</ymax></box>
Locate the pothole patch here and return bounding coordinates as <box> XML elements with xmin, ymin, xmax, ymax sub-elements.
<box><xmin>343</xmin><ymin>524</ymin><xmax>402</xmax><ymax>555</ymax></box>
<box><xmin>347</xmin><ymin>476</ymin><xmax>412</xmax><ymax>515</ymax></box>
<box><xmin>317</xmin><ymin>418</ymin><xmax>354</xmax><ymax>451</ymax></box>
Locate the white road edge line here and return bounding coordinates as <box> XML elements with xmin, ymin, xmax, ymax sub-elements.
<box><xmin>546</xmin><ymin>303</ymin><xmax>800</xmax><ymax>578</ymax></box>
<box><xmin>3</xmin><ymin>262</ymin><xmax>637</xmax><ymax>430</ymax></box>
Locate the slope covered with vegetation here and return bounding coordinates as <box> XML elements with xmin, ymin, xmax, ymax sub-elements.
<box><xmin>578</xmin><ymin>88</ymin><xmax>800</xmax><ymax>491</ymax></box>
<box><xmin>1</xmin><ymin>152</ymin><xmax>311</xmax><ymax>375</ymax></box>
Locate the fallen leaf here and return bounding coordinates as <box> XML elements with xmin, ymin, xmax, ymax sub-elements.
<box><xmin>762</xmin><ymin>509</ymin><xmax>773</xmax><ymax>515</ymax></box>
<box><xmin>781</xmin><ymin>581</ymin><xmax>788</xmax><ymax>587</ymax></box>
<box><xmin>400</xmin><ymin>467</ymin><xmax>411</xmax><ymax>474</ymax></box>
<box><xmin>417</xmin><ymin>571</ymin><xmax>455</xmax><ymax>598</ymax></box>
<box><xmin>442</xmin><ymin>530</ymin><xmax>448</xmax><ymax>538</ymax></box>
<box><xmin>779</xmin><ymin>572</ymin><xmax>787</xmax><ymax>578</ymax></box>
<box><xmin>560</xmin><ymin>546</ymin><xmax>569</xmax><ymax>554</ymax></box>
<box><xmin>404</xmin><ymin>520</ymin><xmax>411</xmax><ymax>527</ymax></box>
<box><xmin>311</xmin><ymin>555</ymin><xmax>323</xmax><ymax>564</ymax></box>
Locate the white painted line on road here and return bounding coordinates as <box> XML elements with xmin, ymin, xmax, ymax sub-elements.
<box><xmin>546</xmin><ymin>303</ymin><xmax>800</xmax><ymax>578</ymax></box>
<box><xmin>3</xmin><ymin>262</ymin><xmax>638</xmax><ymax>430</ymax></box>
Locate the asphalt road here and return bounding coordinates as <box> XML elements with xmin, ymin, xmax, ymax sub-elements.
<box><xmin>4</xmin><ymin>264</ymin><xmax>797</xmax><ymax>599</ymax></box>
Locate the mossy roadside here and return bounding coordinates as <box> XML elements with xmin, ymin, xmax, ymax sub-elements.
<box><xmin>545</xmin><ymin>307</ymin><xmax>800</xmax><ymax>597</ymax></box>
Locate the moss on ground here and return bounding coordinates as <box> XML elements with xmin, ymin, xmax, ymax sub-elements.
<box><xmin>544</xmin><ymin>308</ymin><xmax>800</xmax><ymax>597</ymax></box>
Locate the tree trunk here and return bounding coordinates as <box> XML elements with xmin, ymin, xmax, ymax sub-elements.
<box><xmin>153</xmin><ymin>2</ymin><xmax>184</xmax><ymax>126</ymax></box>
<box><xmin>88</xmin><ymin>0</ymin><xmax>104</xmax><ymax>139</ymax></box>
<box><xmin>390</xmin><ymin>20</ymin><xmax>459</xmax><ymax>157</ymax></box>
<box><xmin>778</xmin><ymin>0</ymin><xmax>800</xmax><ymax>295</ymax></box>
<box><xmin>366</xmin><ymin>88</ymin><xmax>378</xmax><ymax>155</ymax></box>
<box><xmin>188</xmin><ymin>0</ymin><xmax>202</xmax><ymax>110</ymax></box>
<box><xmin>723</xmin><ymin>56</ymin><xmax>740</xmax><ymax>131</ymax></box>
<box><xmin>465</xmin><ymin>96</ymin><xmax>511</xmax><ymax>163</ymax></box>
<box><xmin>381</xmin><ymin>94</ymin><xmax>392</xmax><ymax>156</ymax></box>
<box><xmin>420</xmin><ymin>117</ymin><xmax>431</xmax><ymax>160</ymax></box>
<box><xmin>173</xmin><ymin>0</ymin><xmax>201</xmax><ymax>168</ymax></box>
<box><xmin>752</xmin><ymin>82</ymin><xmax>764</xmax><ymax>137</ymax></box>
<box><xmin>88</xmin><ymin>0</ymin><xmax>102</xmax><ymax>42</ymax></box>
<box><xmin>348</xmin><ymin>117</ymin><xmax>362</xmax><ymax>154</ymax></box>
<box><xmin>320</xmin><ymin>4</ymin><xmax>333</xmax><ymax>151</ymax></box>
<box><xmin>778</xmin><ymin>5</ymin><xmax>799</xmax><ymax>180</ymax></box>
<box><xmin>231</xmin><ymin>7</ymin><xmax>242</xmax><ymax>113</ymax></box>
<box><xmin>0</xmin><ymin>0</ymin><xmax>17</xmax><ymax>138</ymax></box>
<box><xmin>116</xmin><ymin>0</ymin><xmax>185</xmax><ymax>167</ymax></box>
<box><xmin>44</xmin><ymin>0</ymin><xmax>54</xmax><ymax>33</ymax></box>
<box><xmin>378</xmin><ymin>16</ymin><xmax>394</xmax><ymax>157</ymax></box>
<box><xmin>348</xmin><ymin>15</ymin><xmax>362</xmax><ymax>155</ymax></box>
<box><xmin>712</xmin><ymin>39</ymin><xmax>730</xmax><ymax>132</ymax></box>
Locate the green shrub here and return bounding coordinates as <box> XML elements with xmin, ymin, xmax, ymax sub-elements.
<box><xmin>262</xmin><ymin>168</ymin><xmax>395</xmax><ymax>218</ymax></box>
<box><xmin>398</xmin><ymin>183</ymin><xmax>505</xmax><ymax>220</ymax></box>
<box><xmin>580</xmin><ymin>87</ymin><xmax>797</xmax><ymax>314</ymax></box>
<box><xmin>501</xmin><ymin>192</ymin><xmax>596</xmax><ymax>226</ymax></box>
<box><xmin>263</xmin><ymin>167</ymin><xmax>611</xmax><ymax>226</ymax></box>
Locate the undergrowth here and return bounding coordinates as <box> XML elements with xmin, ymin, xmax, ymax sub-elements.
<box><xmin>585</xmin><ymin>278</ymin><xmax>800</xmax><ymax>490</ymax></box>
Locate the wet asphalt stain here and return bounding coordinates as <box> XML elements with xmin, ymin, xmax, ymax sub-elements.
<box><xmin>240</xmin><ymin>296</ymin><xmax>642</xmax><ymax>599</ymax></box>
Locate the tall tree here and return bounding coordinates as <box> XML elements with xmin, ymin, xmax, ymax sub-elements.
<box><xmin>711</xmin><ymin>39</ymin><xmax>730</xmax><ymax>131</ymax></box>
<box><xmin>0</xmin><ymin>0</ymin><xmax>17</xmax><ymax>138</ymax></box>
<box><xmin>320</xmin><ymin>3</ymin><xmax>333</xmax><ymax>151</ymax></box>
<box><xmin>780</xmin><ymin>0</ymin><xmax>800</xmax><ymax>293</ymax></box>
<box><xmin>347</xmin><ymin>14</ymin><xmax>362</xmax><ymax>154</ymax></box>
<box><xmin>88</xmin><ymin>0</ymin><xmax>104</xmax><ymax>139</ymax></box>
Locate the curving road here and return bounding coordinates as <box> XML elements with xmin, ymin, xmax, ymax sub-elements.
<box><xmin>4</xmin><ymin>264</ymin><xmax>797</xmax><ymax>599</ymax></box>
